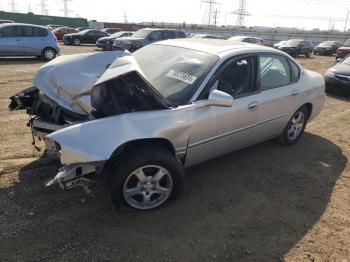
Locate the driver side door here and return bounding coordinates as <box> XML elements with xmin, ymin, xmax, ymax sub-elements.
<box><xmin>185</xmin><ymin>55</ymin><xmax>262</xmax><ymax>167</ymax></box>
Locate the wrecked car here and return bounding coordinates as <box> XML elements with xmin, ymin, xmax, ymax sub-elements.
<box><xmin>9</xmin><ymin>39</ymin><xmax>326</xmax><ymax>210</ymax></box>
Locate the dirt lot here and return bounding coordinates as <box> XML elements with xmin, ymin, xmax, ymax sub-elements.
<box><xmin>0</xmin><ymin>44</ymin><xmax>349</xmax><ymax>262</ymax></box>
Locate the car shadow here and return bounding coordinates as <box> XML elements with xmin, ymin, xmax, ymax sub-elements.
<box><xmin>327</xmin><ymin>90</ymin><xmax>350</xmax><ymax>101</ymax></box>
<box><xmin>1</xmin><ymin>132</ymin><xmax>347</xmax><ymax>261</ymax></box>
<box><xmin>0</xmin><ymin>57</ymin><xmax>44</xmax><ymax>65</ymax></box>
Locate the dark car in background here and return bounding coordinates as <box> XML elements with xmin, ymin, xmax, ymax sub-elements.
<box><xmin>75</xmin><ymin>27</ymin><xmax>90</xmax><ymax>32</ymax></box>
<box><xmin>101</xmin><ymin>28</ymin><xmax>121</xmax><ymax>34</ymax></box>
<box><xmin>273</xmin><ymin>40</ymin><xmax>287</xmax><ymax>49</ymax></box>
<box><xmin>228</xmin><ymin>36</ymin><xmax>264</xmax><ymax>45</ymax></box>
<box><xmin>278</xmin><ymin>39</ymin><xmax>313</xmax><ymax>57</ymax></box>
<box><xmin>96</xmin><ymin>31</ymin><xmax>134</xmax><ymax>50</ymax></box>
<box><xmin>112</xmin><ymin>28</ymin><xmax>186</xmax><ymax>52</ymax></box>
<box><xmin>324</xmin><ymin>54</ymin><xmax>350</xmax><ymax>91</ymax></box>
<box><xmin>336</xmin><ymin>39</ymin><xmax>350</xmax><ymax>61</ymax></box>
<box><xmin>46</xmin><ymin>24</ymin><xmax>64</xmax><ymax>30</ymax></box>
<box><xmin>63</xmin><ymin>29</ymin><xmax>108</xmax><ymax>45</ymax></box>
<box><xmin>53</xmin><ymin>27</ymin><xmax>78</xmax><ymax>40</ymax></box>
<box><xmin>314</xmin><ymin>41</ymin><xmax>341</xmax><ymax>56</ymax></box>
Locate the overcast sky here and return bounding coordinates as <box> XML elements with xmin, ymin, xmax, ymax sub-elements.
<box><xmin>1</xmin><ymin>0</ymin><xmax>350</xmax><ymax>30</ymax></box>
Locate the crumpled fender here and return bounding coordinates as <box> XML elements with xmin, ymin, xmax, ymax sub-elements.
<box><xmin>47</xmin><ymin>105</ymin><xmax>195</xmax><ymax>165</ymax></box>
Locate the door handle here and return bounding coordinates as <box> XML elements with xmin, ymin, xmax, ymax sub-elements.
<box><xmin>16</xmin><ymin>39</ymin><xmax>21</xmax><ymax>42</ymax></box>
<box><xmin>291</xmin><ymin>90</ymin><xmax>299</xmax><ymax>96</ymax></box>
<box><xmin>247</xmin><ymin>101</ymin><xmax>259</xmax><ymax>111</ymax></box>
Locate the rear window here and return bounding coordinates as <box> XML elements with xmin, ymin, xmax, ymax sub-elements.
<box><xmin>20</xmin><ymin>26</ymin><xmax>48</xmax><ymax>37</ymax></box>
<box><xmin>0</xmin><ymin>25</ymin><xmax>21</xmax><ymax>37</ymax></box>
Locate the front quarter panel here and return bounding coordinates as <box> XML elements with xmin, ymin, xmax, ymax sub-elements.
<box><xmin>47</xmin><ymin>106</ymin><xmax>195</xmax><ymax>165</ymax></box>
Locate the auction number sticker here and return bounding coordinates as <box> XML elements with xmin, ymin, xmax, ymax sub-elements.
<box><xmin>166</xmin><ymin>70</ymin><xmax>197</xmax><ymax>84</ymax></box>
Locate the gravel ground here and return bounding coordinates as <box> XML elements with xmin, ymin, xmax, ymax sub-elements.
<box><xmin>0</xmin><ymin>44</ymin><xmax>349</xmax><ymax>262</ymax></box>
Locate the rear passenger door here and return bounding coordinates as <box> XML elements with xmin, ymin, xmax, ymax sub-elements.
<box><xmin>255</xmin><ymin>54</ymin><xmax>302</xmax><ymax>140</ymax></box>
<box><xmin>0</xmin><ymin>25</ymin><xmax>23</xmax><ymax>55</ymax></box>
<box><xmin>19</xmin><ymin>26</ymin><xmax>48</xmax><ymax>55</ymax></box>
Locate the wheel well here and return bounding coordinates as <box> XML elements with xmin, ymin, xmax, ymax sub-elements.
<box><xmin>303</xmin><ymin>103</ymin><xmax>313</xmax><ymax>118</ymax></box>
<box><xmin>41</xmin><ymin>47</ymin><xmax>56</xmax><ymax>54</ymax></box>
<box><xmin>110</xmin><ymin>138</ymin><xmax>176</xmax><ymax>160</ymax></box>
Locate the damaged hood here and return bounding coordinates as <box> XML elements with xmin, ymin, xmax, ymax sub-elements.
<box><xmin>33</xmin><ymin>51</ymin><xmax>141</xmax><ymax>115</ymax></box>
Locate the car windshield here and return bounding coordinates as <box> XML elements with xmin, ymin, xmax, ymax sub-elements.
<box><xmin>319</xmin><ymin>41</ymin><xmax>334</xmax><ymax>47</ymax></box>
<box><xmin>287</xmin><ymin>40</ymin><xmax>303</xmax><ymax>45</ymax></box>
<box><xmin>133</xmin><ymin>45</ymin><xmax>218</xmax><ymax>106</ymax></box>
<box><xmin>132</xmin><ymin>29</ymin><xmax>152</xmax><ymax>38</ymax></box>
<box><xmin>110</xmin><ymin>32</ymin><xmax>126</xmax><ymax>38</ymax></box>
<box><xmin>341</xmin><ymin>55</ymin><xmax>350</xmax><ymax>65</ymax></box>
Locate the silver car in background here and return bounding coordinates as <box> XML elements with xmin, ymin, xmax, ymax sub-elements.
<box><xmin>9</xmin><ymin>39</ymin><xmax>326</xmax><ymax>210</ymax></box>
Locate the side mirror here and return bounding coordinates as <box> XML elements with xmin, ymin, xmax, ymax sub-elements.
<box><xmin>208</xmin><ymin>89</ymin><xmax>233</xmax><ymax>107</ymax></box>
<box><xmin>193</xmin><ymin>90</ymin><xmax>233</xmax><ymax>108</ymax></box>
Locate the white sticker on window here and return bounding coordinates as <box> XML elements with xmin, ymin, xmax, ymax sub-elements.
<box><xmin>166</xmin><ymin>70</ymin><xmax>197</xmax><ymax>84</ymax></box>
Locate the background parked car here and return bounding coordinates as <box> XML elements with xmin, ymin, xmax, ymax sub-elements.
<box><xmin>0</xmin><ymin>23</ymin><xmax>59</xmax><ymax>60</ymax></box>
<box><xmin>96</xmin><ymin>31</ymin><xmax>134</xmax><ymax>51</ymax></box>
<box><xmin>0</xmin><ymin>20</ymin><xmax>14</xmax><ymax>24</ymax></box>
<box><xmin>101</xmin><ymin>28</ymin><xmax>121</xmax><ymax>34</ymax></box>
<box><xmin>52</xmin><ymin>27</ymin><xmax>78</xmax><ymax>40</ymax></box>
<box><xmin>63</xmin><ymin>29</ymin><xmax>108</xmax><ymax>45</ymax></box>
<box><xmin>314</xmin><ymin>41</ymin><xmax>341</xmax><ymax>56</ymax></box>
<box><xmin>336</xmin><ymin>39</ymin><xmax>350</xmax><ymax>61</ymax></box>
<box><xmin>75</xmin><ymin>27</ymin><xmax>90</xmax><ymax>32</ymax></box>
<box><xmin>278</xmin><ymin>39</ymin><xmax>313</xmax><ymax>57</ymax></box>
<box><xmin>228</xmin><ymin>36</ymin><xmax>264</xmax><ymax>45</ymax></box>
<box><xmin>112</xmin><ymin>28</ymin><xmax>187</xmax><ymax>52</ymax></box>
<box><xmin>191</xmin><ymin>34</ymin><xmax>226</xmax><ymax>39</ymax></box>
<box><xmin>46</xmin><ymin>24</ymin><xmax>64</xmax><ymax>30</ymax></box>
<box><xmin>324</xmin><ymin>54</ymin><xmax>350</xmax><ymax>91</ymax></box>
<box><xmin>273</xmin><ymin>40</ymin><xmax>287</xmax><ymax>49</ymax></box>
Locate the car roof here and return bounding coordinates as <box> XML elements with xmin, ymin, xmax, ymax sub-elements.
<box><xmin>155</xmin><ymin>38</ymin><xmax>271</xmax><ymax>55</ymax></box>
<box><xmin>0</xmin><ymin>23</ymin><xmax>48</xmax><ymax>29</ymax></box>
<box><xmin>139</xmin><ymin>27</ymin><xmax>184</xmax><ymax>32</ymax></box>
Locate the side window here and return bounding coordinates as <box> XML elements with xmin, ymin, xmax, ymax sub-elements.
<box><xmin>21</xmin><ymin>26</ymin><xmax>35</xmax><ymax>37</ymax></box>
<box><xmin>289</xmin><ymin>60</ymin><xmax>300</xmax><ymax>82</ymax></box>
<box><xmin>0</xmin><ymin>26</ymin><xmax>21</xmax><ymax>37</ymax></box>
<box><xmin>163</xmin><ymin>30</ymin><xmax>175</xmax><ymax>39</ymax></box>
<box><xmin>259</xmin><ymin>55</ymin><xmax>291</xmax><ymax>90</ymax></box>
<box><xmin>176</xmin><ymin>31</ymin><xmax>186</xmax><ymax>38</ymax></box>
<box><xmin>35</xmin><ymin>28</ymin><xmax>48</xmax><ymax>37</ymax></box>
<box><xmin>217</xmin><ymin>58</ymin><xmax>254</xmax><ymax>97</ymax></box>
<box><xmin>149</xmin><ymin>31</ymin><xmax>162</xmax><ymax>41</ymax></box>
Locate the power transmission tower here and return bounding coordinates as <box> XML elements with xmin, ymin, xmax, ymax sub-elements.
<box><xmin>39</xmin><ymin>0</ymin><xmax>49</xmax><ymax>16</ymax></box>
<box><xmin>123</xmin><ymin>11</ymin><xmax>128</xmax><ymax>24</ymax></box>
<box><xmin>61</xmin><ymin>0</ymin><xmax>72</xmax><ymax>17</ymax></box>
<box><xmin>232</xmin><ymin>0</ymin><xmax>251</xmax><ymax>27</ymax></box>
<box><xmin>28</xmin><ymin>3</ymin><xmax>32</xmax><ymax>13</ymax></box>
<box><xmin>213</xmin><ymin>8</ymin><xmax>219</xmax><ymax>27</ymax></box>
<box><xmin>9</xmin><ymin>0</ymin><xmax>17</xmax><ymax>12</ymax></box>
<box><xmin>201</xmin><ymin>0</ymin><xmax>220</xmax><ymax>26</ymax></box>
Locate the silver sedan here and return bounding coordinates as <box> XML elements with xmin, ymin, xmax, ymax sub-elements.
<box><xmin>10</xmin><ymin>39</ymin><xmax>326</xmax><ymax>210</ymax></box>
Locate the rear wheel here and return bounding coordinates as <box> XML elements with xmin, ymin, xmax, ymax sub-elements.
<box><xmin>306</xmin><ymin>50</ymin><xmax>312</xmax><ymax>57</ymax></box>
<box><xmin>279</xmin><ymin>106</ymin><xmax>309</xmax><ymax>145</ymax></box>
<box><xmin>106</xmin><ymin>146</ymin><xmax>185</xmax><ymax>210</ymax></box>
<box><xmin>41</xmin><ymin>48</ymin><xmax>56</xmax><ymax>61</ymax></box>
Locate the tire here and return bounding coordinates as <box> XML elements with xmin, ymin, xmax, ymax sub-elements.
<box><xmin>279</xmin><ymin>106</ymin><xmax>309</xmax><ymax>145</ymax></box>
<box><xmin>41</xmin><ymin>47</ymin><xmax>56</xmax><ymax>61</ymax></box>
<box><xmin>106</xmin><ymin>145</ymin><xmax>185</xmax><ymax>210</ymax></box>
<box><xmin>306</xmin><ymin>50</ymin><xmax>312</xmax><ymax>58</ymax></box>
<box><xmin>73</xmin><ymin>38</ymin><xmax>81</xmax><ymax>46</ymax></box>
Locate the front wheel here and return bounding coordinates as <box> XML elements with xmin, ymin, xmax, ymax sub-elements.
<box><xmin>306</xmin><ymin>50</ymin><xmax>312</xmax><ymax>57</ymax></box>
<box><xmin>106</xmin><ymin>146</ymin><xmax>185</xmax><ymax>210</ymax></box>
<box><xmin>279</xmin><ymin>106</ymin><xmax>309</xmax><ymax>145</ymax></box>
<box><xmin>73</xmin><ymin>38</ymin><xmax>81</xmax><ymax>46</ymax></box>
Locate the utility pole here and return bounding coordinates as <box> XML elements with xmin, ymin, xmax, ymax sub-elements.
<box><xmin>344</xmin><ymin>10</ymin><xmax>349</xmax><ymax>32</ymax></box>
<box><xmin>40</xmin><ymin>0</ymin><xmax>49</xmax><ymax>16</ymax></box>
<box><xmin>62</xmin><ymin>0</ymin><xmax>72</xmax><ymax>17</ymax></box>
<box><xmin>232</xmin><ymin>0</ymin><xmax>251</xmax><ymax>27</ymax></box>
<box><xmin>213</xmin><ymin>8</ymin><xmax>219</xmax><ymax>27</ymax></box>
<box><xmin>123</xmin><ymin>11</ymin><xmax>128</xmax><ymax>24</ymax></box>
<box><xmin>9</xmin><ymin>0</ymin><xmax>17</xmax><ymax>12</ymax></box>
<box><xmin>28</xmin><ymin>3</ymin><xmax>32</xmax><ymax>13</ymax></box>
<box><xmin>201</xmin><ymin>0</ymin><xmax>220</xmax><ymax>27</ymax></box>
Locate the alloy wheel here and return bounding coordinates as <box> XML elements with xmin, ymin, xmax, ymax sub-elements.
<box><xmin>122</xmin><ymin>165</ymin><xmax>173</xmax><ymax>210</ymax></box>
<box><xmin>287</xmin><ymin>111</ymin><xmax>305</xmax><ymax>141</ymax></box>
